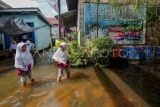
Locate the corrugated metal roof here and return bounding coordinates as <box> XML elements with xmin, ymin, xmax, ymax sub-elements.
<box><xmin>0</xmin><ymin>8</ymin><xmax>53</xmax><ymax>26</ymax></box>
<box><xmin>0</xmin><ymin>0</ymin><xmax>12</xmax><ymax>9</ymax></box>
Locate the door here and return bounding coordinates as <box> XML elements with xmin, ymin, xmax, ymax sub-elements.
<box><xmin>4</xmin><ymin>33</ymin><xmax>10</xmax><ymax>49</ymax></box>
<box><xmin>27</xmin><ymin>23</ymin><xmax>35</xmax><ymax>44</ymax></box>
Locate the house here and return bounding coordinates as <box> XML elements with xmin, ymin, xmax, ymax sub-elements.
<box><xmin>0</xmin><ymin>0</ymin><xmax>12</xmax><ymax>50</ymax></box>
<box><xmin>65</xmin><ymin>0</ymin><xmax>78</xmax><ymax>40</ymax></box>
<box><xmin>0</xmin><ymin>8</ymin><xmax>52</xmax><ymax>51</ymax></box>
<box><xmin>48</xmin><ymin>16</ymin><xmax>75</xmax><ymax>39</ymax></box>
<box><xmin>47</xmin><ymin>17</ymin><xmax>59</xmax><ymax>39</ymax></box>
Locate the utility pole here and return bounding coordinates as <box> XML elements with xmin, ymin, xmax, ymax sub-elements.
<box><xmin>58</xmin><ymin>0</ymin><xmax>61</xmax><ymax>39</ymax></box>
<box><xmin>96</xmin><ymin>0</ymin><xmax>100</xmax><ymax>38</ymax></box>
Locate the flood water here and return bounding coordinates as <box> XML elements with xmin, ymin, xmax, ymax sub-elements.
<box><xmin>0</xmin><ymin>57</ymin><xmax>160</xmax><ymax>107</ymax></box>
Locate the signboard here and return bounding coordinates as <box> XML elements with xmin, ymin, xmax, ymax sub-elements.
<box><xmin>121</xmin><ymin>46</ymin><xmax>154</xmax><ymax>60</ymax></box>
<box><xmin>84</xmin><ymin>3</ymin><xmax>146</xmax><ymax>44</ymax></box>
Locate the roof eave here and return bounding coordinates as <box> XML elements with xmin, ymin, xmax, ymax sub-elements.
<box><xmin>0</xmin><ymin>0</ymin><xmax>12</xmax><ymax>9</ymax></box>
<box><xmin>0</xmin><ymin>8</ymin><xmax>53</xmax><ymax>27</ymax></box>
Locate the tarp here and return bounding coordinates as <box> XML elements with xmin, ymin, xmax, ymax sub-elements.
<box><xmin>0</xmin><ymin>17</ymin><xmax>38</xmax><ymax>35</ymax></box>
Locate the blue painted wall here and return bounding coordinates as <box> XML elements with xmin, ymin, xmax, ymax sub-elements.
<box><xmin>34</xmin><ymin>16</ymin><xmax>51</xmax><ymax>50</ymax></box>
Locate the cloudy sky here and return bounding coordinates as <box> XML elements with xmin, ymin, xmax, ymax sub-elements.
<box><xmin>2</xmin><ymin>0</ymin><xmax>68</xmax><ymax>17</ymax></box>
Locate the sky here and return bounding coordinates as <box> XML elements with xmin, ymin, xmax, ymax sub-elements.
<box><xmin>2</xmin><ymin>0</ymin><xmax>68</xmax><ymax>17</ymax></box>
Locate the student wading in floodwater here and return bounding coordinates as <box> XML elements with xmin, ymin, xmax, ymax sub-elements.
<box><xmin>10</xmin><ymin>41</ymin><xmax>17</xmax><ymax>56</ymax></box>
<box><xmin>53</xmin><ymin>42</ymin><xmax>70</xmax><ymax>82</ymax></box>
<box><xmin>15</xmin><ymin>43</ymin><xmax>36</xmax><ymax>86</ymax></box>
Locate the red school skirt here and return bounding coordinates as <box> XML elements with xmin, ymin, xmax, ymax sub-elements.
<box><xmin>57</xmin><ymin>61</ymin><xmax>70</xmax><ymax>69</ymax></box>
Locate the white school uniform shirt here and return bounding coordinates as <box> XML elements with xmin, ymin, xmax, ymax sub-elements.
<box><xmin>22</xmin><ymin>35</ymin><xmax>28</xmax><ymax>40</ymax></box>
<box><xmin>15</xmin><ymin>43</ymin><xmax>33</xmax><ymax>71</ymax></box>
<box><xmin>52</xmin><ymin>42</ymin><xmax>68</xmax><ymax>64</ymax></box>
<box><xmin>26</xmin><ymin>40</ymin><xmax>34</xmax><ymax>51</ymax></box>
<box><xmin>10</xmin><ymin>43</ymin><xmax>17</xmax><ymax>51</ymax></box>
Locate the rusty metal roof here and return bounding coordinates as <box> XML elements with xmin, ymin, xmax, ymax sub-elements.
<box><xmin>47</xmin><ymin>17</ymin><xmax>58</xmax><ymax>25</ymax></box>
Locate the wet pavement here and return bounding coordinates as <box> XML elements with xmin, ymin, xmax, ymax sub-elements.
<box><xmin>0</xmin><ymin>57</ymin><xmax>160</xmax><ymax>107</ymax></box>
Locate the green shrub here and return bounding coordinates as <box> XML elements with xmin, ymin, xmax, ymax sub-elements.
<box><xmin>68</xmin><ymin>41</ymin><xmax>88</xmax><ymax>66</ymax></box>
<box><xmin>69</xmin><ymin>40</ymin><xmax>78</xmax><ymax>51</ymax></box>
<box><xmin>90</xmin><ymin>37</ymin><xmax>116</xmax><ymax>66</ymax></box>
<box><xmin>69</xmin><ymin>50</ymin><xmax>88</xmax><ymax>66</ymax></box>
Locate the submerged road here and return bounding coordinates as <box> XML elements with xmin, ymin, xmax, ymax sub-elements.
<box><xmin>0</xmin><ymin>58</ymin><xmax>160</xmax><ymax>107</ymax></box>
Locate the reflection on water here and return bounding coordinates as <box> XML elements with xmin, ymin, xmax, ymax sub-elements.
<box><xmin>113</xmin><ymin>64</ymin><xmax>160</xmax><ymax>107</ymax></box>
<box><xmin>0</xmin><ymin>57</ymin><xmax>57</xmax><ymax>107</ymax></box>
<box><xmin>0</xmin><ymin>58</ymin><xmax>159</xmax><ymax>107</ymax></box>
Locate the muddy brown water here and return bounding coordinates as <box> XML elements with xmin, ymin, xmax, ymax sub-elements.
<box><xmin>0</xmin><ymin>58</ymin><xmax>159</xmax><ymax>107</ymax></box>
